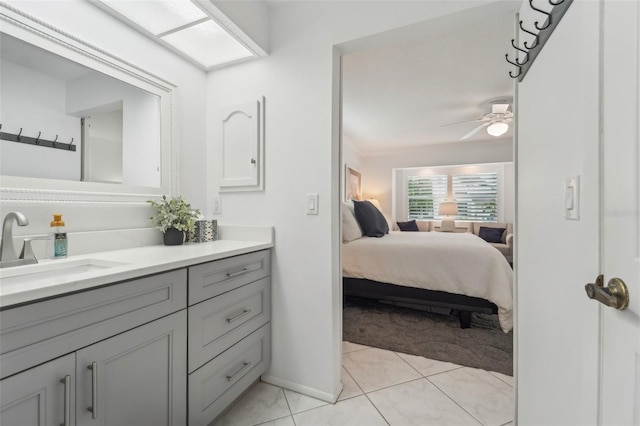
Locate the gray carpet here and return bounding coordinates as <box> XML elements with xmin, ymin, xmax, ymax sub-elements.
<box><xmin>343</xmin><ymin>296</ymin><xmax>513</xmax><ymax>376</ymax></box>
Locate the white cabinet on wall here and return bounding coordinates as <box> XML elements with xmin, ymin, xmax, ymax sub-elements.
<box><xmin>218</xmin><ymin>97</ymin><xmax>265</xmax><ymax>192</ymax></box>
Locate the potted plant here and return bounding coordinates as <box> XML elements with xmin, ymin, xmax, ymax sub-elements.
<box><xmin>147</xmin><ymin>195</ymin><xmax>200</xmax><ymax>245</ymax></box>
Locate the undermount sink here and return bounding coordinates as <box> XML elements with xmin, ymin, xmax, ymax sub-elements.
<box><xmin>0</xmin><ymin>258</ymin><xmax>129</xmax><ymax>286</ymax></box>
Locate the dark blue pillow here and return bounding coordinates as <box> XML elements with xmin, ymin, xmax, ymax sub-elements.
<box><xmin>478</xmin><ymin>226</ymin><xmax>505</xmax><ymax>243</ymax></box>
<box><xmin>353</xmin><ymin>200</ymin><xmax>389</xmax><ymax>237</ymax></box>
<box><xmin>397</xmin><ymin>220</ymin><xmax>419</xmax><ymax>232</ymax></box>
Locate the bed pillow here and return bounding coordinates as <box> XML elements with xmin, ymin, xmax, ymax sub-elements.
<box><xmin>353</xmin><ymin>200</ymin><xmax>389</xmax><ymax>237</ymax></box>
<box><xmin>342</xmin><ymin>204</ymin><xmax>363</xmax><ymax>243</ymax></box>
<box><xmin>396</xmin><ymin>220</ymin><xmax>419</xmax><ymax>232</ymax></box>
<box><xmin>478</xmin><ymin>226</ymin><xmax>505</xmax><ymax>243</ymax></box>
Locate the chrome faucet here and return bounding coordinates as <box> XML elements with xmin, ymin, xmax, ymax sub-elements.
<box><xmin>0</xmin><ymin>212</ymin><xmax>49</xmax><ymax>268</ymax></box>
<box><xmin>0</xmin><ymin>211</ymin><xmax>29</xmax><ymax>262</ymax></box>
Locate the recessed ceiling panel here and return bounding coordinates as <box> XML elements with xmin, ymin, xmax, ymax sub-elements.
<box><xmin>161</xmin><ymin>20</ymin><xmax>253</xmax><ymax>68</ymax></box>
<box><xmin>100</xmin><ymin>0</ymin><xmax>207</xmax><ymax>35</ymax></box>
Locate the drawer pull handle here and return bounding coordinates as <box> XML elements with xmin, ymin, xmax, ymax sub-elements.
<box><xmin>227</xmin><ymin>268</ymin><xmax>250</xmax><ymax>278</ymax></box>
<box><xmin>226</xmin><ymin>309</ymin><xmax>252</xmax><ymax>323</ymax></box>
<box><xmin>88</xmin><ymin>362</ymin><xmax>98</xmax><ymax>419</ymax></box>
<box><xmin>60</xmin><ymin>375</ymin><xmax>71</xmax><ymax>426</ymax></box>
<box><xmin>226</xmin><ymin>361</ymin><xmax>251</xmax><ymax>382</ymax></box>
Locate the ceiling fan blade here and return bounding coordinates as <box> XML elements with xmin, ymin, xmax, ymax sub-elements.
<box><xmin>460</xmin><ymin>122</ymin><xmax>489</xmax><ymax>140</ymax></box>
<box><xmin>491</xmin><ymin>103</ymin><xmax>510</xmax><ymax>114</ymax></box>
<box><xmin>440</xmin><ymin>118</ymin><xmax>483</xmax><ymax>128</ymax></box>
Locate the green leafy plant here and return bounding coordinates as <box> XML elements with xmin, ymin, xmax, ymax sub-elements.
<box><xmin>147</xmin><ymin>195</ymin><xmax>200</xmax><ymax>233</ymax></box>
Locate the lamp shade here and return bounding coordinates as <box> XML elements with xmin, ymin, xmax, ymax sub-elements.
<box><xmin>367</xmin><ymin>198</ymin><xmax>382</xmax><ymax>210</ymax></box>
<box><xmin>487</xmin><ymin>121</ymin><xmax>509</xmax><ymax>137</ymax></box>
<box><xmin>438</xmin><ymin>201</ymin><xmax>458</xmax><ymax>216</ymax></box>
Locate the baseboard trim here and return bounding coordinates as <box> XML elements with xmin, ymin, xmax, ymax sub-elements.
<box><xmin>260</xmin><ymin>374</ymin><xmax>342</xmax><ymax>404</ymax></box>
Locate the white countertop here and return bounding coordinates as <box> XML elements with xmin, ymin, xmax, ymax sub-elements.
<box><xmin>0</xmin><ymin>239</ymin><xmax>273</xmax><ymax>309</ymax></box>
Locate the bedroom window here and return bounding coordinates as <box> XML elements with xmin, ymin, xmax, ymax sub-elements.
<box><xmin>452</xmin><ymin>173</ymin><xmax>498</xmax><ymax>221</ymax></box>
<box><xmin>407</xmin><ymin>175</ymin><xmax>448</xmax><ymax>219</ymax></box>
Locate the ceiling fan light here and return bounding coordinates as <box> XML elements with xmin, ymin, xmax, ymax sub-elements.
<box><xmin>487</xmin><ymin>121</ymin><xmax>509</xmax><ymax>137</ymax></box>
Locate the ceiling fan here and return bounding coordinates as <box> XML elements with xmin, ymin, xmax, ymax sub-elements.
<box><xmin>442</xmin><ymin>102</ymin><xmax>513</xmax><ymax>140</ymax></box>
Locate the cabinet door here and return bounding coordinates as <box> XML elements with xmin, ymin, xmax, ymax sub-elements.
<box><xmin>0</xmin><ymin>353</ymin><xmax>75</xmax><ymax>426</ymax></box>
<box><xmin>76</xmin><ymin>311</ymin><xmax>187</xmax><ymax>426</ymax></box>
<box><xmin>218</xmin><ymin>97</ymin><xmax>264</xmax><ymax>191</ymax></box>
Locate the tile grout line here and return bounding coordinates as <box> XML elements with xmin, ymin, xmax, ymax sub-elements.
<box><xmin>393</xmin><ymin>351</ymin><xmax>425</xmax><ymax>377</ymax></box>
<box><xmin>280</xmin><ymin>388</ymin><xmax>297</xmax><ymax>426</ymax></box>
<box><xmin>426</xmin><ymin>375</ymin><xmax>485</xmax><ymax>426</ymax></box>
<box><xmin>340</xmin><ymin>363</ymin><xmax>366</xmax><ymax>399</ymax></box>
<box><xmin>362</xmin><ymin>391</ymin><xmax>392</xmax><ymax>426</ymax></box>
<box><xmin>393</xmin><ymin>351</ymin><xmax>467</xmax><ymax>379</ymax></box>
<box><xmin>488</xmin><ymin>371</ymin><xmax>515</xmax><ymax>388</ymax></box>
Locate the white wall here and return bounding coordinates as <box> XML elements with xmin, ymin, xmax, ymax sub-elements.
<box><xmin>516</xmin><ymin>1</ymin><xmax>600</xmax><ymax>423</ymax></box>
<box><xmin>1</xmin><ymin>0</ymin><xmax>206</xmax><ymax>249</ymax></box>
<box><xmin>205</xmin><ymin>0</ymin><xmax>498</xmax><ymax>401</ymax></box>
<box><xmin>0</xmin><ymin>59</ymin><xmax>82</xmax><ymax>181</ymax></box>
<box><xmin>359</xmin><ymin>138</ymin><xmax>513</xmax><ymax>226</ymax></box>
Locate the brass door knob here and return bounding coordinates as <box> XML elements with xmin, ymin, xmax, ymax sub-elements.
<box><xmin>585</xmin><ymin>275</ymin><xmax>629</xmax><ymax>310</ymax></box>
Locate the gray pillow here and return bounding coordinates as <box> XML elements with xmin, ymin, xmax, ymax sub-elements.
<box><xmin>353</xmin><ymin>200</ymin><xmax>389</xmax><ymax>237</ymax></box>
<box><xmin>397</xmin><ymin>220</ymin><xmax>419</xmax><ymax>232</ymax></box>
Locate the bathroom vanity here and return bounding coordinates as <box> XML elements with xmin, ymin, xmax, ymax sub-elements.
<box><xmin>0</xmin><ymin>239</ymin><xmax>272</xmax><ymax>426</ymax></box>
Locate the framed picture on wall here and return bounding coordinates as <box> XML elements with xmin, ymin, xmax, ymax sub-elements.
<box><xmin>345</xmin><ymin>165</ymin><xmax>362</xmax><ymax>202</ymax></box>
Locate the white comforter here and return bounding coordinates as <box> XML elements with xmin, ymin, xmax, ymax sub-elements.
<box><xmin>342</xmin><ymin>231</ymin><xmax>513</xmax><ymax>332</ymax></box>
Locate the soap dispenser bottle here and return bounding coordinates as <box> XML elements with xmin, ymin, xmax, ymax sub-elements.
<box><xmin>51</xmin><ymin>214</ymin><xmax>67</xmax><ymax>258</ymax></box>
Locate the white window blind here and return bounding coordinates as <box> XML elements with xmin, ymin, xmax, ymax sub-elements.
<box><xmin>452</xmin><ymin>173</ymin><xmax>498</xmax><ymax>221</ymax></box>
<box><xmin>407</xmin><ymin>175</ymin><xmax>448</xmax><ymax>219</ymax></box>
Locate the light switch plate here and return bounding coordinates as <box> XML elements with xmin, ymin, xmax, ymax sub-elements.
<box><xmin>565</xmin><ymin>176</ymin><xmax>579</xmax><ymax>220</ymax></box>
<box><xmin>212</xmin><ymin>196</ymin><xmax>221</xmax><ymax>214</ymax></box>
<box><xmin>306</xmin><ymin>193</ymin><xmax>319</xmax><ymax>215</ymax></box>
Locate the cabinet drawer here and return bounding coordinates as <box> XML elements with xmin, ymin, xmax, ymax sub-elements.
<box><xmin>188</xmin><ymin>323</ymin><xmax>270</xmax><ymax>426</ymax></box>
<box><xmin>0</xmin><ymin>269</ymin><xmax>187</xmax><ymax>379</ymax></box>
<box><xmin>188</xmin><ymin>250</ymin><xmax>270</xmax><ymax>305</ymax></box>
<box><xmin>188</xmin><ymin>277</ymin><xmax>270</xmax><ymax>373</ymax></box>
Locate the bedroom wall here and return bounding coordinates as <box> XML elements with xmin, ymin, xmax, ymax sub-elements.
<box><xmin>1</xmin><ymin>0</ymin><xmax>207</xmax><ymax>245</ymax></box>
<box><xmin>205</xmin><ymin>0</ymin><xmax>500</xmax><ymax>401</ymax></box>
<box><xmin>359</xmin><ymin>138</ymin><xmax>514</xmax><ymax>225</ymax></box>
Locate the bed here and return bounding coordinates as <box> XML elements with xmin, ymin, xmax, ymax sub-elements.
<box><xmin>342</xmin><ymin>231</ymin><xmax>514</xmax><ymax>332</ymax></box>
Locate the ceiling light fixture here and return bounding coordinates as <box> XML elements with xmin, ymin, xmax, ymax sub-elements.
<box><xmin>487</xmin><ymin>121</ymin><xmax>509</xmax><ymax>137</ymax></box>
<box><xmin>94</xmin><ymin>0</ymin><xmax>256</xmax><ymax>69</ymax></box>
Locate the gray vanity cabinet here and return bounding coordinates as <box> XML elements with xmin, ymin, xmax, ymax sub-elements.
<box><xmin>0</xmin><ymin>269</ymin><xmax>188</xmax><ymax>426</ymax></box>
<box><xmin>0</xmin><ymin>313</ymin><xmax>186</xmax><ymax>426</ymax></box>
<box><xmin>76</xmin><ymin>310</ymin><xmax>187</xmax><ymax>426</ymax></box>
<box><xmin>0</xmin><ymin>248</ymin><xmax>272</xmax><ymax>426</ymax></box>
<box><xmin>187</xmin><ymin>249</ymin><xmax>272</xmax><ymax>426</ymax></box>
<box><xmin>0</xmin><ymin>353</ymin><xmax>76</xmax><ymax>426</ymax></box>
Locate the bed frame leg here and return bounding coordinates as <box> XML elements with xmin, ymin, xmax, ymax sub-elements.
<box><xmin>459</xmin><ymin>311</ymin><xmax>472</xmax><ymax>328</ymax></box>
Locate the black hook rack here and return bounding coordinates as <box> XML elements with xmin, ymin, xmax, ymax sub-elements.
<box><xmin>0</xmin><ymin>124</ymin><xmax>77</xmax><ymax>152</ymax></box>
<box><xmin>519</xmin><ymin>21</ymin><xmax>539</xmax><ymax>50</ymax></box>
<box><xmin>505</xmin><ymin>0</ymin><xmax>573</xmax><ymax>82</ymax></box>
<box><xmin>529</xmin><ymin>0</ymin><xmax>552</xmax><ymax>31</ymax></box>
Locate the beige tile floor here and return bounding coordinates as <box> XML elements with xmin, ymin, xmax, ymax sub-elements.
<box><xmin>214</xmin><ymin>342</ymin><xmax>514</xmax><ymax>426</ymax></box>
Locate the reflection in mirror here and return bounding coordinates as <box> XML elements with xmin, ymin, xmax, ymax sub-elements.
<box><xmin>0</xmin><ymin>33</ymin><xmax>161</xmax><ymax>187</ymax></box>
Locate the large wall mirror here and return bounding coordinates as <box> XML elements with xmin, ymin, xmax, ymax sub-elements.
<box><xmin>0</xmin><ymin>4</ymin><xmax>176</xmax><ymax>203</ymax></box>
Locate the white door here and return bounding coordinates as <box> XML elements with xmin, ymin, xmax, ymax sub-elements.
<box><xmin>599</xmin><ymin>0</ymin><xmax>640</xmax><ymax>423</ymax></box>
<box><xmin>516</xmin><ymin>0</ymin><xmax>638</xmax><ymax>423</ymax></box>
